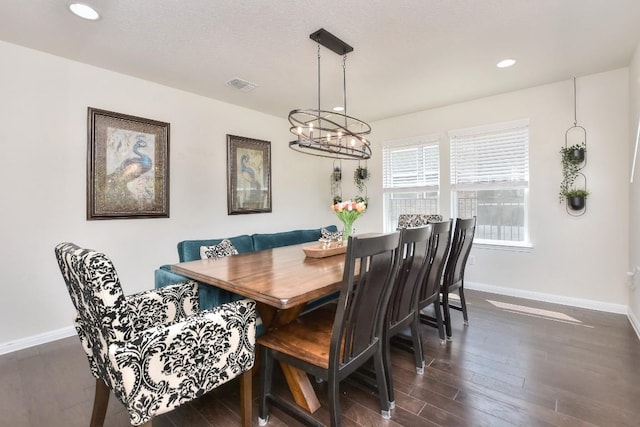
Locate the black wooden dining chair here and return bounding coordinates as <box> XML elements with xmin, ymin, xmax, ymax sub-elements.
<box><xmin>257</xmin><ymin>232</ymin><xmax>401</xmax><ymax>427</ymax></box>
<box><xmin>442</xmin><ymin>217</ymin><xmax>476</xmax><ymax>338</ymax></box>
<box><xmin>417</xmin><ymin>219</ymin><xmax>453</xmax><ymax>343</ymax></box>
<box><xmin>383</xmin><ymin>225</ymin><xmax>432</xmax><ymax>407</ymax></box>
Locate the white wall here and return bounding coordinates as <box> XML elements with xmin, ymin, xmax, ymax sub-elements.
<box><xmin>1</xmin><ymin>39</ymin><xmax>632</xmax><ymax>351</ymax></box>
<box><xmin>369</xmin><ymin>70</ymin><xmax>630</xmax><ymax>309</ymax></box>
<box><xmin>628</xmin><ymin>42</ymin><xmax>640</xmax><ymax>331</ymax></box>
<box><xmin>0</xmin><ymin>40</ymin><xmax>343</xmax><ymax>348</ymax></box>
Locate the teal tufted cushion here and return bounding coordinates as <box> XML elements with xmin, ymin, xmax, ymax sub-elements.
<box><xmin>177</xmin><ymin>235</ymin><xmax>254</xmax><ymax>262</ymax></box>
<box><xmin>252</xmin><ymin>225</ymin><xmax>338</xmax><ymax>252</ymax></box>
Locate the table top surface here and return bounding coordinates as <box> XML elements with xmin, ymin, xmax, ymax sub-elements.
<box><xmin>172</xmin><ymin>243</ymin><xmax>346</xmax><ymax>309</ymax></box>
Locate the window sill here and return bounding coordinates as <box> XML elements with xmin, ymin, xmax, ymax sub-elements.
<box><xmin>473</xmin><ymin>240</ymin><xmax>534</xmax><ymax>252</ymax></box>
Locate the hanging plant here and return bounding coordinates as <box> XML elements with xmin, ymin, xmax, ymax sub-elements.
<box><xmin>332</xmin><ymin>166</ymin><xmax>342</xmax><ymax>182</ymax></box>
<box><xmin>354</xmin><ymin>165</ymin><xmax>370</xmax><ymax>194</ymax></box>
<box><xmin>355</xmin><ymin>195</ymin><xmax>369</xmax><ymax>208</ymax></box>
<box><xmin>565</xmin><ymin>188</ymin><xmax>589</xmax><ymax>210</ymax></box>
<box><xmin>331</xmin><ymin>164</ymin><xmax>343</xmax><ymax>205</ymax></box>
<box><xmin>559</xmin><ymin>142</ymin><xmax>586</xmax><ymax>202</ymax></box>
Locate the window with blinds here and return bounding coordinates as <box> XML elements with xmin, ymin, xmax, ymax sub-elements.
<box><xmin>382</xmin><ymin>135</ymin><xmax>440</xmax><ymax>231</ymax></box>
<box><xmin>449</xmin><ymin>119</ymin><xmax>530</xmax><ymax>245</ymax></box>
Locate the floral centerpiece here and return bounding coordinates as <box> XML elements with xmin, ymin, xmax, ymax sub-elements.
<box><xmin>332</xmin><ymin>199</ymin><xmax>367</xmax><ymax>244</ymax></box>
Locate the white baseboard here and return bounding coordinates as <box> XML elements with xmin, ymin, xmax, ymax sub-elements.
<box><xmin>0</xmin><ymin>326</ymin><xmax>76</xmax><ymax>356</ymax></box>
<box><xmin>465</xmin><ymin>281</ymin><xmax>628</xmax><ymax>314</ymax></box>
<box><xmin>628</xmin><ymin>307</ymin><xmax>640</xmax><ymax>340</ymax></box>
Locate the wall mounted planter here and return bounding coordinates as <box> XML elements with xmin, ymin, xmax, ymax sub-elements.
<box><xmin>559</xmin><ymin>133</ymin><xmax>588</xmax><ymax>215</ymax></box>
<box><xmin>560</xmin><ymin>77</ymin><xmax>589</xmax><ymax>216</ymax></box>
<box><xmin>570</xmin><ymin>147</ymin><xmax>585</xmax><ymax>163</ymax></box>
<box><xmin>568</xmin><ymin>195</ymin><xmax>586</xmax><ymax>211</ymax></box>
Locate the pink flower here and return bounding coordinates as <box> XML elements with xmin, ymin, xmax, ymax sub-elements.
<box><xmin>331</xmin><ymin>199</ymin><xmax>367</xmax><ymax>217</ymax></box>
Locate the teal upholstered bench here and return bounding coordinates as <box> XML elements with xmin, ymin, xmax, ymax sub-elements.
<box><xmin>154</xmin><ymin>225</ymin><xmax>340</xmax><ymax>331</ymax></box>
<box><xmin>155</xmin><ymin>234</ymin><xmax>256</xmax><ymax>309</ymax></box>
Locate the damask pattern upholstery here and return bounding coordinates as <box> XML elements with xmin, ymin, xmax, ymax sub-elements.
<box><xmin>55</xmin><ymin>242</ymin><xmax>256</xmax><ymax>426</ymax></box>
<box><xmin>397</xmin><ymin>214</ymin><xmax>444</xmax><ymax>229</ymax></box>
<box><xmin>320</xmin><ymin>227</ymin><xmax>343</xmax><ymax>242</ymax></box>
<box><xmin>200</xmin><ymin>238</ymin><xmax>239</xmax><ymax>259</ymax></box>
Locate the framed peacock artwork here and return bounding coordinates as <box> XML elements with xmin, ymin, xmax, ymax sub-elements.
<box><xmin>87</xmin><ymin>108</ymin><xmax>170</xmax><ymax>220</ymax></box>
<box><xmin>227</xmin><ymin>134</ymin><xmax>272</xmax><ymax>215</ymax></box>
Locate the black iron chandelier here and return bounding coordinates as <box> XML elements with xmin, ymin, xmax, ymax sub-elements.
<box><xmin>288</xmin><ymin>28</ymin><xmax>372</xmax><ymax>160</ymax></box>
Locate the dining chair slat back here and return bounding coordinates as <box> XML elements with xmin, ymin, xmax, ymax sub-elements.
<box><xmin>442</xmin><ymin>216</ymin><xmax>477</xmax><ymax>338</ymax></box>
<box><xmin>383</xmin><ymin>225</ymin><xmax>432</xmax><ymax>406</ymax></box>
<box><xmin>258</xmin><ymin>232</ymin><xmax>401</xmax><ymax>427</ymax></box>
<box><xmin>418</xmin><ymin>219</ymin><xmax>453</xmax><ymax>342</ymax></box>
<box><xmin>337</xmin><ymin>232</ymin><xmax>401</xmax><ymax>366</ymax></box>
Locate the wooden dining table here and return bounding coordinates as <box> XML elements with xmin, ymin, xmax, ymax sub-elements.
<box><xmin>172</xmin><ymin>243</ymin><xmax>347</xmax><ymax>414</ymax></box>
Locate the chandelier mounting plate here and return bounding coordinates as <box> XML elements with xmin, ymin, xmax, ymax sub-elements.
<box><xmin>310</xmin><ymin>28</ymin><xmax>353</xmax><ymax>55</ymax></box>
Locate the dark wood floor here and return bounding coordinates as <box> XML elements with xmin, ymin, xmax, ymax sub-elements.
<box><xmin>2</xmin><ymin>289</ymin><xmax>639</xmax><ymax>427</ymax></box>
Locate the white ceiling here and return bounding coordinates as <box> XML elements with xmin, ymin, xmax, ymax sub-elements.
<box><xmin>1</xmin><ymin>0</ymin><xmax>640</xmax><ymax>122</ymax></box>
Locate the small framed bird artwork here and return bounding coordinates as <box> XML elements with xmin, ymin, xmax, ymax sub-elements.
<box><xmin>227</xmin><ymin>134</ymin><xmax>272</xmax><ymax>215</ymax></box>
<box><xmin>87</xmin><ymin>108</ymin><xmax>170</xmax><ymax>219</ymax></box>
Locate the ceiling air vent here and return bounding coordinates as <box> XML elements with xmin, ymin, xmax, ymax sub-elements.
<box><xmin>226</xmin><ymin>78</ymin><xmax>257</xmax><ymax>92</ymax></box>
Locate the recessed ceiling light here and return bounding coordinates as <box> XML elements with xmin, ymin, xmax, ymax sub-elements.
<box><xmin>68</xmin><ymin>3</ymin><xmax>100</xmax><ymax>21</ymax></box>
<box><xmin>497</xmin><ymin>59</ymin><xmax>516</xmax><ymax>68</ymax></box>
<box><xmin>333</xmin><ymin>106</ymin><xmax>344</xmax><ymax>112</ymax></box>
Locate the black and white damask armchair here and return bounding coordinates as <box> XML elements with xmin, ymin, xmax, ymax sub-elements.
<box><xmin>54</xmin><ymin>242</ymin><xmax>256</xmax><ymax>427</ymax></box>
<box><xmin>397</xmin><ymin>214</ymin><xmax>444</xmax><ymax>229</ymax></box>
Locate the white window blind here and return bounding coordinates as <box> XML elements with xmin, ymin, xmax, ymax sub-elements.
<box><xmin>450</xmin><ymin>121</ymin><xmax>529</xmax><ymax>190</ymax></box>
<box><xmin>382</xmin><ymin>135</ymin><xmax>440</xmax><ymax>231</ymax></box>
<box><xmin>383</xmin><ymin>136</ymin><xmax>440</xmax><ymax>190</ymax></box>
<box><xmin>449</xmin><ymin>119</ymin><xmax>530</xmax><ymax>246</ymax></box>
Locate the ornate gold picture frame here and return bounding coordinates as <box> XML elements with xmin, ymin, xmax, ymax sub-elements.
<box><xmin>227</xmin><ymin>134</ymin><xmax>272</xmax><ymax>215</ymax></box>
<box><xmin>87</xmin><ymin>108</ymin><xmax>170</xmax><ymax>220</ymax></box>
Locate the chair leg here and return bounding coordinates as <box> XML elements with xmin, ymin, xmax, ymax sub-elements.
<box><xmin>434</xmin><ymin>299</ymin><xmax>446</xmax><ymax>344</ymax></box>
<box><xmin>328</xmin><ymin>371</ymin><xmax>341</xmax><ymax>427</ymax></box>
<box><xmin>90</xmin><ymin>378</ymin><xmax>109</xmax><ymax>427</ymax></box>
<box><xmin>409</xmin><ymin>316</ymin><xmax>425</xmax><ymax>374</ymax></box>
<box><xmin>240</xmin><ymin>368</ymin><xmax>252</xmax><ymax>427</ymax></box>
<box><xmin>382</xmin><ymin>333</ymin><xmax>395</xmax><ymax>407</ymax></box>
<box><xmin>373</xmin><ymin>351</ymin><xmax>391</xmax><ymax>420</ymax></box>
<box><xmin>258</xmin><ymin>348</ymin><xmax>273</xmax><ymax>426</ymax></box>
<box><xmin>442</xmin><ymin>291</ymin><xmax>453</xmax><ymax>340</ymax></box>
<box><xmin>459</xmin><ymin>286</ymin><xmax>469</xmax><ymax>325</ymax></box>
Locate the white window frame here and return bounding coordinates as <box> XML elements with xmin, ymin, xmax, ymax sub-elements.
<box><xmin>382</xmin><ymin>134</ymin><xmax>441</xmax><ymax>232</ymax></box>
<box><xmin>449</xmin><ymin>119</ymin><xmax>531</xmax><ymax>247</ymax></box>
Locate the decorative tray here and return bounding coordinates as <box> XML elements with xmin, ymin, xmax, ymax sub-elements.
<box><xmin>303</xmin><ymin>243</ymin><xmax>347</xmax><ymax>258</ymax></box>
